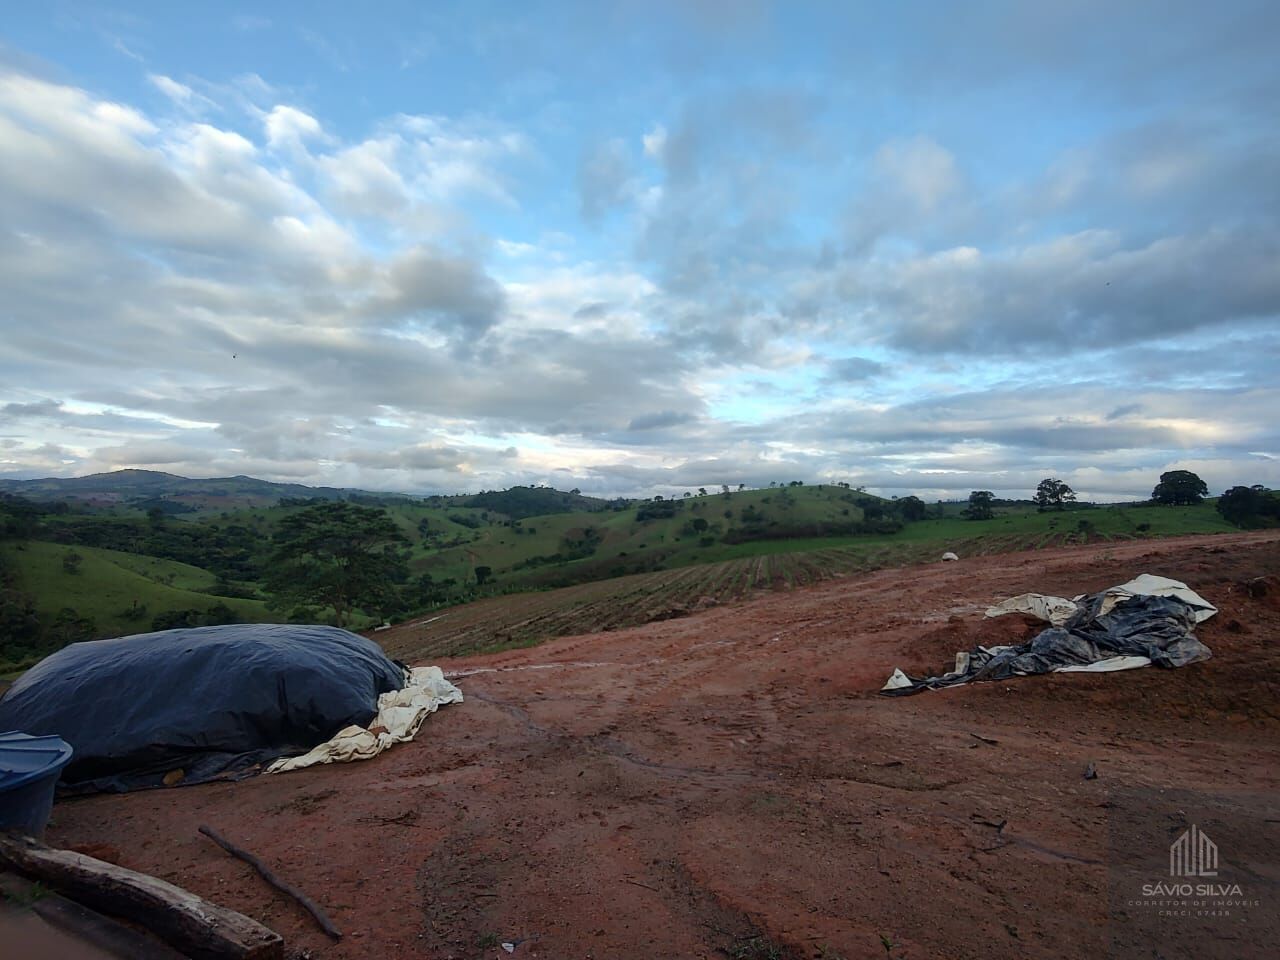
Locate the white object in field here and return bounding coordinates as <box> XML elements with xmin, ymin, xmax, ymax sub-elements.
<box><xmin>267</xmin><ymin>666</ymin><xmax>463</xmax><ymax>773</ymax></box>
<box><xmin>940</xmin><ymin>551</ymin><xmax>959</xmax><ymax>562</ymax></box>
<box><xmin>985</xmin><ymin>593</ymin><xmax>1080</xmax><ymax>626</ymax></box>
<box><xmin>881</xmin><ymin>668</ymin><xmax>914</xmax><ymax>691</ymax></box>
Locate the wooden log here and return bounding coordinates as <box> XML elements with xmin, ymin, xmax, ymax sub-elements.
<box><xmin>198</xmin><ymin>825</ymin><xmax>341</xmax><ymax>941</ymax></box>
<box><xmin>0</xmin><ymin>831</ymin><xmax>283</xmax><ymax>960</ymax></box>
<box><xmin>0</xmin><ymin>871</ymin><xmax>188</xmax><ymax>959</ymax></box>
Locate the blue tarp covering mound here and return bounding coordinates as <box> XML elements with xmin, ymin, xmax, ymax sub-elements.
<box><xmin>0</xmin><ymin>624</ymin><xmax>405</xmax><ymax>794</ymax></box>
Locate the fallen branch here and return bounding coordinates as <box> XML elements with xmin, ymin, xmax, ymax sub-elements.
<box><xmin>198</xmin><ymin>826</ymin><xmax>341</xmax><ymax>942</ymax></box>
<box><xmin>356</xmin><ymin>809</ymin><xmax>419</xmax><ymax>826</ymax></box>
<box><xmin>622</xmin><ymin>878</ymin><xmax>660</xmax><ymax>893</ymax></box>
<box><xmin>0</xmin><ymin>831</ymin><xmax>282</xmax><ymax>960</ymax></box>
<box><xmin>969</xmin><ymin>733</ymin><xmax>999</xmax><ymax>745</ymax></box>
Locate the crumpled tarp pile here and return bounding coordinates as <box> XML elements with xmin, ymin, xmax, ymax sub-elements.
<box><xmin>882</xmin><ymin>574</ymin><xmax>1217</xmax><ymax>696</ymax></box>
<box><xmin>268</xmin><ymin>666</ymin><xmax>463</xmax><ymax>773</ymax></box>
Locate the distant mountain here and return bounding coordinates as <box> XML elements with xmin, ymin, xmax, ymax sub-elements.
<box><xmin>0</xmin><ymin>469</ymin><xmax>412</xmax><ymax>510</ymax></box>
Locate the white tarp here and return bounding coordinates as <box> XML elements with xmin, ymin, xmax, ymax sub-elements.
<box><xmin>267</xmin><ymin>666</ymin><xmax>463</xmax><ymax>773</ymax></box>
<box><xmin>984</xmin><ymin>593</ymin><xmax>1080</xmax><ymax>626</ymax></box>
<box><xmin>984</xmin><ymin>575</ymin><xmax>1217</xmax><ymax>627</ymax></box>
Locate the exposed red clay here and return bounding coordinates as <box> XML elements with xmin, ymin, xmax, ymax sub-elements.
<box><xmin>47</xmin><ymin>532</ymin><xmax>1280</xmax><ymax>959</ymax></box>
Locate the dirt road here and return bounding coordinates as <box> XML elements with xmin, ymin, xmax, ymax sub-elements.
<box><xmin>49</xmin><ymin>532</ymin><xmax>1280</xmax><ymax>959</ymax></box>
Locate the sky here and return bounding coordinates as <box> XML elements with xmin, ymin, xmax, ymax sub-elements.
<box><xmin>1</xmin><ymin>1</ymin><xmax>1277</xmax><ymax>502</ymax></box>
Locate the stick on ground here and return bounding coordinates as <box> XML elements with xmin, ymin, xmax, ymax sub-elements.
<box><xmin>198</xmin><ymin>825</ymin><xmax>342</xmax><ymax>941</ymax></box>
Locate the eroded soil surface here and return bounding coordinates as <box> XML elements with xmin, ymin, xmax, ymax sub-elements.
<box><xmin>49</xmin><ymin>532</ymin><xmax>1280</xmax><ymax>959</ymax></box>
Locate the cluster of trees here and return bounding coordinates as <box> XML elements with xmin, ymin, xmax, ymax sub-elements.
<box><xmin>264</xmin><ymin>501</ymin><xmax>409</xmax><ymax>627</ymax></box>
<box><xmin>957</xmin><ymin>470</ymin><xmax>1277</xmax><ymax>528</ymax></box>
<box><xmin>41</xmin><ymin>512</ymin><xmax>262</xmax><ymax>581</ymax></box>
<box><xmin>1218</xmin><ymin>485</ymin><xmax>1280</xmax><ymax>528</ymax></box>
<box><xmin>463</xmin><ymin>485</ymin><xmax>604</xmax><ymax>519</ymax></box>
<box><xmin>1150</xmin><ymin>470</ymin><xmax>1209</xmax><ymax>505</ymax></box>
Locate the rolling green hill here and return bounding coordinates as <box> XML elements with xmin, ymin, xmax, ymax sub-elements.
<box><xmin>0</xmin><ymin>540</ymin><xmax>282</xmax><ymax>672</ymax></box>
<box><xmin>0</xmin><ymin>471</ymin><xmax>1249</xmax><ymax>679</ymax></box>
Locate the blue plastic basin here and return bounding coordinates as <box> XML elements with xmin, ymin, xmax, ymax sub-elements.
<box><xmin>0</xmin><ymin>731</ymin><xmax>74</xmax><ymax>837</ymax></box>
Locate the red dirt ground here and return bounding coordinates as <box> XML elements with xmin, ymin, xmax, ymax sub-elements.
<box><xmin>48</xmin><ymin>532</ymin><xmax>1280</xmax><ymax>959</ymax></box>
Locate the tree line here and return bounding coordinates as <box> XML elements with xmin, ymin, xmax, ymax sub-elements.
<box><xmin>963</xmin><ymin>470</ymin><xmax>1278</xmax><ymax>525</ymax></box>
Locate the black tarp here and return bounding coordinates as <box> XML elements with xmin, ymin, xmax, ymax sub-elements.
<box><xmin>0</xmin><ymin>624</ymin><xmax>405</xmax><ymax>793</ymax></box>
<box><xmin>882</xmin><ymin>592</ymin><xmax>1211</xmax><ymax>696</ymax></box>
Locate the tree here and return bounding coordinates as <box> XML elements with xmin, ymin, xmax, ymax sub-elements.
<box><xmin>474</xmin><ymin>565</ymin><xmax>492</xmax><ymax>586</ymax></box>
<box><xmin>265</xmin><ymin>502</ymin><xmax>408</xmax><ymax>627</ymax></box>
<box><xmin>62</xmin><ymin>551</ymin><xmax>83</xmax><ymax>574</ymax></box>
<box><xmin>1033</xmin><ymin>478</ymin><xmax>1076</xmax><ymax>512</ymax></box>
<box><xmin>1151</xmin><ymin>470</ymin><xmax>1208</xmax><ymax>505</ymax></box>
<box><xmin>897</xmin><ymin>495</ymin><xmax>927</xmax><ymax>521</ymax></box>
<box><xmin>1217</xmin><ymin>485</ymin><xmax>1280</xmax><ymax>528</ymax></box>
<box><xmin>966</xmin><ymin>490</ymin><xmax>995</xmax><ymax>520</ymax></box>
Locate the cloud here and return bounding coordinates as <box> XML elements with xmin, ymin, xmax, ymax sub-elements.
<box><xmin>824</xmin><ymin>357</ymin><xmax>886</xmax><ymax>382</ymax></box>
<box><xmin>263</xmin><ymin>104</ymin><xmax>323</xmax><ymax>150</ymax></box>
<box><xmin>875</xmin><ymin>136</ymin><xmax>962</xmax><ymax>213</ymax></box>
<box><xmin>362</xmin><ymin>246</ymin><xmax>506</xmax><ymax>340</ymax></box>
<box><xmin>840</xmin><ymin>228</ymin><xmax>1280</xmax><ymax>354</ymax></box>
<box><xmin>146</xmin><ymin>74</ymin><xmax>209</xmax><ymax>112</ymax></box>
<box><xmin>1</xmin><ymin>398</ymin><xmax>64</xmax><ymax>418</ymax></box>
<box><xmin>572</xmin><ymin>301</ymin><xmax>610</xmax><ymax>319</ymax></box>
<box><xmin>628</xmin><ymin>411</ymin><xmax>697</xmax><ymax>431</ymax></box>
<box><xmin>1106</xmin><ymin>403</ymin><xmax>1144</xmax><ymax>421</ymax></box>
<box><xmin>642</xmin><ymin>124</ymin><xmax>667</xmax><ymax>159</ymax></box>
<box><xmin>578</xmin><ymin>137</ymin><xmax>632</xmax><ymax>222</ymax></box>
<box><xmin>1</xmin><ymin>11</ymin><xmax>1277</xmax><ymax>504</ymax></box>
<box><xmin>317</xmin><ymin>135</ymin><xmax>409</xmax><ymax>217</ymax></box>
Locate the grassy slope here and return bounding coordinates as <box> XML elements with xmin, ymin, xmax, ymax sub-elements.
<box><xmin>412</xmin><ymin>486</ymin><xmax>872</xmax><ymax>584</ymax></box>
<box><xmin>12</xmin><ymin>492</ymin><xmax>1229</xmax><ymax>640</ymax></box>
<box><xmin>379</xmin><ymin>501</ymin><xmax>1237</xmax><ymax>662</ymax></box>
<box><xmin>0</xmin><ymin>540</ymin><xmax>281</xmax><ymax>640</ymax></box>
<box><xmin>407</xmin><ymin>491</ymin><xmax>1233</xmax><ymax>582</ymax></box>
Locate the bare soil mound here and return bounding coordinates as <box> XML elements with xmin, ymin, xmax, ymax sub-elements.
<box><xmin>47</xmin><ymin>532</ymin><xmax>1280</xmax><ymax>959</ymax></box>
